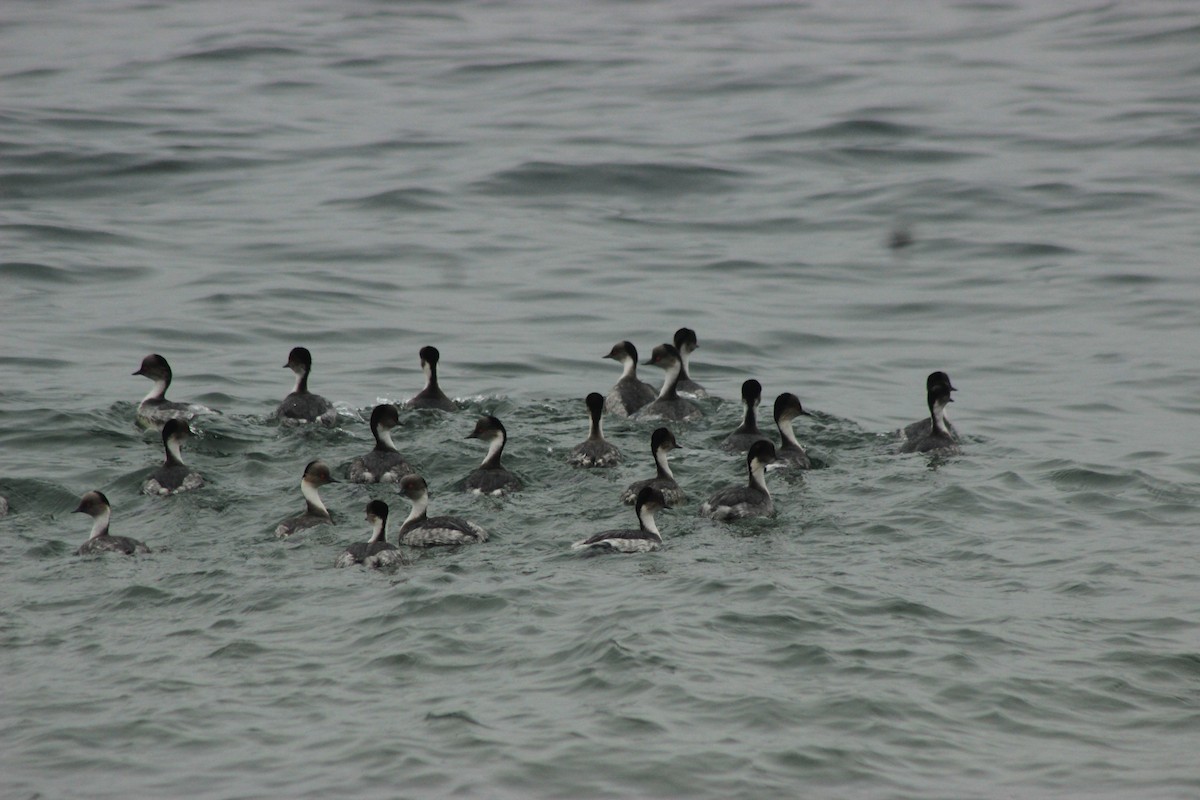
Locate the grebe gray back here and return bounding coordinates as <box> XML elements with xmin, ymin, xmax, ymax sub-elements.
<box><xmin>74</xmin><ymin>491</ymin><xmax>150</xmax><ymax>555</ymax></box>
<box><xmin>634</xmin><ymin>343</ymin><xmax>702</xmax><ymax>422</ymax></box>
<box><xmin>406</xmin><ymin>346</ymin><xmax>455</xmax><ymax>411</ymax></box>
<box><xmin>673</xmin><ymin>327</ymin><xmax>709</xmax><ymax>398</ymax></box>
<box><xmin>143</xmin><ymin>418</ymin><xmax>204</xmax><ymax>495</ymax></box>
<box><xmin>900</xmin><ymin>383</ymin><xmax>959</xmax><ymax>454</ymax></box>
<box><xmin>397</xmin><ymin>474</ymin><xmax>489</xmax><ymax>546</ymax></box>
<box><xmin>348</xmin><ymin>404</ymin><xmax>416</xmax><ymax>483</ymax></box>
<box><xmin>721</xmin><ymin>379</ymin><xmax>768</xmax><ymax>451</ymax></box>
<box><xmin>603</xmin><ymin>340</ymin><xmax>657</xmax><ymax>417</ymax></box>
<box><xmin>463</xmin><ymin>416</ymin><xmax>522</xmax><ymax>495</ymax></box>
<box><xmin>568</xmin><ymin>392</ymin><xmax>621</xmax><ymax>467</ymax></box>
<box><xmin>700</xmin><ymin>440</ymin><xmax>777</xmax><ymax>520</ymax></box>
<box><xmin>621</xmin><ymin>427</ymin><xmax>685</xmax><ymax>507</ymax></box>
<box><xmin>276</xmin><ymin>347</ymin><xmax>337</xmax><ymax>425</ymax></box>
<box><xmin>336</xmin><ymin>500</ymin><xmax>403</xmax><ymax>568</ymax></box>
<box><xmin>773</xmin><ymin>392</ymin><xmax>813</xmax><ymax>469</ymax></box>
<box><xmin>274</xmin><ymin>459</ymin><xmax>337</xmax><ymax>537</ymax></box>
<box><xmin>572</xmin><ymin>486</ymin><xmax>666</xmax><ymax>554</ymax></box>
<box><xmin>903</xmin><ymin>371</ymin><xmax>958</xmax><ymax>441</ymax></box>
<box><xmin>133</xmin><ymin>353</ymin><xmax>204</xmax><ymax>428</ymax></box>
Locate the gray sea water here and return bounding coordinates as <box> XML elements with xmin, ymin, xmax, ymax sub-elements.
<box><xmin>3</xmin><ymin>1</ymin><xmax>1200</xmax><ymax>798</ymax></box>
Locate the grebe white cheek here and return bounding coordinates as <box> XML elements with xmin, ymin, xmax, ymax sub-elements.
<box><xmin>700</xmin><ymin>440</ymin><xmax>777</xmax><ymax>521</ymax></box>
<box><xmin>274</xmin><ymin>459</ymin><xmax>337</xmax><ymax>537</ymax></box>
<box><xmin>603</xmin><ymin>341</ymin><xmax>658</xmax><ymax>417</ymax></box>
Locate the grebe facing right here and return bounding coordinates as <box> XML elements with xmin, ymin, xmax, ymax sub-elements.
<box><xmin>572</xmin><ymin>486</ymin><xmax>666</xmax><ymax>554</ymax></box>
<box><xmin>348</xmin><ymin>404</ymin><xmax>416</xmax><ymax>483</ymax></box>
<box><xmin>720</xmin><ymin>379</ymin><xmax>767</xmax><ymax>451</ymax></box>
<box><xmin>773</xmin><ymin>392</ymin><xmax>813</xmax><ymax>469</ymax></box>
<box><xmin>274</xmin><ymin>460</ymin><xmax>337</xmax><ymax>537</ymax></box>
<box><xmin>143</xmin><ymin>419</ymin><xmax>204</xmax><ymax>495</ymax></box>
<box><xmin>700</xmin><ymin>440</ymin><xmax>777</xmax><ymax>521</ymax></box>
<box><xmin>603</xmin><ymin>341</ymin><xmax>657</xmax><ymax>417</ymax></box>
<box><xmin>673</xmin><ymin>327</ymin><xmax>708</xmax><ymax>398</ymax></box>
<box><xmin>74</xmin><ymin>491</ymin><xmax>150</xmax><ymax>555</ymax></box>
<box><xmin>621</xmin><ymin>427</ymin><xmax>684</xmax><ymax>507</ymax></box>
<box><xmin>900</xmin><ymin>382</ymin><xmax>959</xmax><ymax>454</ymax></box>
<box><xmin>276</xmin><ymin>347</ymin><xmax>337</xmax><ymax>425</ymax></box>
<box><xmin>406</xmin><ymin>346</ymin><xmax>455</xmax><ymax>411</ymax></box>
<box><xmin>903</xmin><ymin>371</ymin><xmax>958</xmax><ymax>441</ymax></box>
<box><xmin>568</xmin><ymin>392</ymin><xmax>621</xmax><ymax>467</ymax></box>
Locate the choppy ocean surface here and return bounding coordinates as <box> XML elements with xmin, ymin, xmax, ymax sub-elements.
<box><xmin>3</xmin><ymin>1</ymin><xmax>1200</xmax><ymax>798</ymax></box>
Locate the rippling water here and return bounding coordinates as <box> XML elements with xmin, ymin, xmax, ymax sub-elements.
<box><xmin>3</xmin><ymin>2</ymin><xmax>1200</xmax><ymax>798</ymax></box>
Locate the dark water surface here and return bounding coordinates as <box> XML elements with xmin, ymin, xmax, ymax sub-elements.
<box><xmin>3</xmin><ymin>2</ymin><xmax>1199</xmax><ymax>798</ymax></box>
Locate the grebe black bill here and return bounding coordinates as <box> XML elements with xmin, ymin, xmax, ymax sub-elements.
<box><xmin>463</xmin><ymin>416</ymin><xmax>522</xmax><ymax>495</ymax></box>
<box><xmin>74</xmin><ymin>490</ymin><xmax>150</xmax><ymax>555</ymax></box>
<box><xmin>773</xmin><ymin>392</ymin><xmax>813</xmax><ymax>470</ymax></box>
<box><xmin>569</xmin><ymin>392</ymin><xmax>621</xmax><ymax>467</ymax></box>
<box><xmin>275</xmin><ymin>459</ymin><xmax>337</xmax><ymax>537</ymax></box>
<box><xmin>603</xmin><ymin>340</ymin><xmax>658</xmax><ymax>417</ymax></box>
<box><xmin>634</xmin><ymin>343</ymin><xmax>702</xmax><ymax>422</ymax></box>
<box><xmin>573</xmin><ymin>486</ymin><xmax>666</xmax><ymax>554</ymax></box>
<box><xmin>276</xmin><ymin>347</ymin><xmax>337</xmax><ymax>425</ymax></box>
<box><xmin>349</xmin><ymin>403</ymin><xmax>417</xmax><ymax>483</ymax></box>
<box><xmin>621</xmin><ymin>426</ymin><xmax>685</xmax><ymax>507</ymax></box>
<box><xmin>336</xmin><ymin>499</ymin><xmax>403</xmax><ymax>568</ymax></box>
<box><xmin>396</xmin><ymin>474</ymin><xmax>489</xmax><ymax>546</ymax></box>
<box><xmin>672</xmin><ymin>327</ymin><xmax>709</xmax><ymax>398</ymax></box>
<box><xmin>406</xmin><ymin>345</ymin><xmax>456</xmax><ymax>411</ymax></box>
<box><xmin>700</xmin><ymin>439</ymin><xmax>777</xmax><ymax>520</ymax></box>
<box><xmin>143</xmin><ymin>418</ymin><xmax>204</xmax><ymax>495</ymax></box>
<box><xmin>721</xmin><ymin>378</ymin><xmax>768</xmax><ymax>451</ymax></box>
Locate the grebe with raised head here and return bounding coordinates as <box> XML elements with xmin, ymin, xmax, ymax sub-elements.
<box><xmin>133</xmin><ymin>353</ymin><xmax>208</xmax><ymax>427</ymax></box>
<box><xmin>602</xmin><ymin>341</ymin><xmax>657</xmax><ymax>417</ymax></box>
<box><xmin>348</xmin><ymin>404</ymin><xmax>416</xmax><ymax>483</ymax></box>
<box><xmin>569</xmin><ymin>392</ymin><xmax>621</xmax><ymax>467</ymax></box>
<box><xmin>900</xmin><ymin>383</ymin><xmax>959</xmax><ymax>454</ymax></box>
<box><xmin>274</xmin><ymin>460</ymin><xmax>337</xmax><ymax>537</ymax></box>
<box><xmin>634</xmin><ymin>343</ymin><xmax>702</xmax><ymax>422</ymax></box>
<box><xmin>143</xmin><ymin>418</ymin><xmax>204</xmax><ymax>495</ymax></box>
<box><xmin>406</xmin><ymin>346</ymin><xmax>455</xmax><ymax>411</ymax></box>
<box><xmin>463</xmin><ymin>416</ymin><xmax>522</xmax><ymax>495</ymax></box>
<box><xmin>276</xmin><ymin>347</ymin><xmax>337</xmax><ymax>425</ymax></box>
<box><xmin>721</xmin><ymin>379</ymin><xmax>768</xmax><ymax>451</ymax></box>
<box><xmin>572</xmin><ymin>486</ymin><xmax>666</xmax><ymax>554</ymax></box>
<box><xmin>336</xmin><ymin>500</ymin><xmax>403</xmax><ymax>568</ymax></box>
<box><xmin>700</xmin><ymin>440</ymin><xmax>777</xmax><ymax>520</ymax></box>
<box><xmin>74</xmin><ymin>491</ymin><xmax>150</xmax><ymax>555</ymax></box>
<box><xmin>397</xmin><ymin>474</ymin><xmax>489</xmax><ymax>546</ymax></box>
<box><xmin>673</xmin><ymin>327</ymin><xmax>709</xmax><ymax>398</ymax></box>
<box><xmin>621</xmin><ymin>427</ymin><xmax>684</xmax><ymax>507</ymax></box>
<box><xmin>773</xmin><ymin>392</ymin><xmax>813</xmax><ymax>469</ymax></box>
<box><xmin>903</xmin><ymin>371</ymin><xmax>958</xmax><ymax>441</ymax></box>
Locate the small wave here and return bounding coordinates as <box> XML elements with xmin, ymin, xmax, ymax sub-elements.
<box><xmin>0</xmin><ymin>261</ymin><xmax>72</xmax><ymax>283</ymax></box>
<box><xmin>452</xmin><ymin>58</ymin><xmax>596</xmax><ymax>75</ymax></box>
<box><xmin>329</xmin><ymin>187</ymin><xmax>448</xmax><ymax>212</ymax></box>
<box><xmin>176</xmin><ymin>45</ymin><xmax>302</xmax><ymax>62</ymax></box>
<box><xmin>474</xmin><ymin>160</ymin><xmax>743</xmax><ymax>197</ymax></box>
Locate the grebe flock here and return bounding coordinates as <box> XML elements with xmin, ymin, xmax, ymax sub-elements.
<box><xmin>55</xmin><ymin>338</ymin><xmax>961</xmax><ymax>561</ymax></box>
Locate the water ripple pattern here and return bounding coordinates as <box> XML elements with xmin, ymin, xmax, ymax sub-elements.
<box><xmin>2</xmin><ymin>2</ymin><xmax>1199</xmax><ymax>798</ymax></box>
